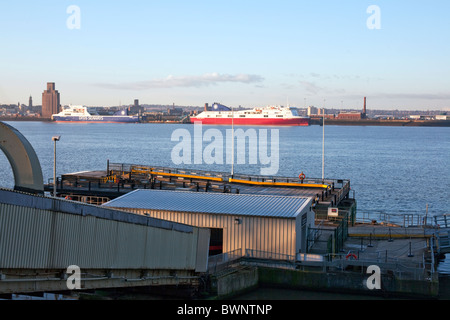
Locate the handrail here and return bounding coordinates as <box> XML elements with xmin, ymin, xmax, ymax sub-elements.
<box><xmin>434</xmin><ymin>214</ymin><xmax>450</xmax><ymax>228</ymax></box>
<box><xmin>108</xmin><ymin>162</ymin><xmax>350</xmax><ymax>191</ymax></box>
<box><xmin>207</xmin><ymin>249</ymin><xmax>243</xmax><ymax>274</ymax></box>
<box><xmin>224</xmin><ymin>248</ymin><xmax>433</xmax><ymax>281</ymax></box>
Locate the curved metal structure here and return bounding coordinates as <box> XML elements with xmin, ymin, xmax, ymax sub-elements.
<box><xmin>0</xmin><ymin>122</ymin><xmax>44</xmax><ymax>194</ymax></box>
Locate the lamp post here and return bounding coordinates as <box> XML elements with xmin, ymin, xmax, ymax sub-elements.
<box><xmin>231</xmin><ymin>105</ymin><xmax>234</xmax><ymax>177</ymax></box>
<box><xmin>322</xmin><ymin>99</ymin><xmax>326</xmax><ymax>183</ymax></box>
<box><xmin>52</xmin><ymin>136</ymin><xmax>60</xmax><ymax>198</ymax></box>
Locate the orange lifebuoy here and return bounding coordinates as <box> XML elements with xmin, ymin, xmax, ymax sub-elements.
<box><xmin>346</xmin><ymin>253</ymin><xmax>357</xmax><ymax>260</ymax></box>
<box><xmin>299</xmin><ymin>172</ymin><xmax>306</xmax><ymax>180</ymax></box>
<box><xmin>65</xmin><ymin>196</ymin><xmax>72</xmax><ymax>200</ymax></box>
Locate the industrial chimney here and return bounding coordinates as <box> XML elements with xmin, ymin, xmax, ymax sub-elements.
<box><xmin>363</xmin><ymin>97</ymin><xmax>367</xmax><ymax>118</ymax></box>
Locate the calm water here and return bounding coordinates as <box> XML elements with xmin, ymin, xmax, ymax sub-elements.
<box><xmin>1</xmin><ymin>121</ymin><xmax>448</xmax><ymax>216</ymax></box>
<box><xmin>1</xmin><ymin>121</ymin><xmax>449</xmax><ymax>289</ymax></box>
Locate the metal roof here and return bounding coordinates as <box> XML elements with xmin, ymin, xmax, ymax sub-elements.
<box><xmin>0</xmin><ymin>188</ymin><xmax>193</xmax><ymax>233</ymax></box>
<box><xmin>103</xmin><ymin>189</ymin><xmax>311</xmax><ymax>218</ymax></box>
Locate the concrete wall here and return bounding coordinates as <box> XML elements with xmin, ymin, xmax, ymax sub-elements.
<box><xmin>210</xmin><ymin>267</ymin><xmax>259</xmax><ymax>298</ymax></box>
<box><xmin>257</xmin><ymin>267</ymin><xmax>439</xmax><ymax>299</ymax></box>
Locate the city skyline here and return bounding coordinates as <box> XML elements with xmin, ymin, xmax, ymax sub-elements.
<box><xmin>0</xmin><ymin>1</ymin><xmax>449</xmax><ymax>110</ymax></box>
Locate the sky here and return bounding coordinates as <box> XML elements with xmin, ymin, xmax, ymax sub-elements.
<box><xmin>0</xmin><ymin>0</ymin><xmax>449</xmax><ymax>110</ymax></box>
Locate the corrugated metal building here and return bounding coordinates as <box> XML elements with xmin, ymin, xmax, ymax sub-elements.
<box><xmin>0</xmin><ymin>188</ymin><xmax>210</xmax><ymax>294</ymax></box>
<box><xmin>103</xmin><ymin>189</ymin><xmax>315</xmax><ymax>258</ymax></box>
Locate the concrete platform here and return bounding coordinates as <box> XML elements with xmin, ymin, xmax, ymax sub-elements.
<box><xmin>345</xmin><ymin>224</ymin><xmax>436</xmax><ymax>266</ymax></box>
<box><xmin>349</xmin><ymin>223</ymin><xmax>437</xmax><ymax>238</ymax></box>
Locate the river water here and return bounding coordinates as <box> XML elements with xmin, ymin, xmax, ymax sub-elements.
<box><xmin>0</xmin><ymin>121</ymin><xmax>449</xmax><ymax>276</ymax></box>
<box><xmin>1</xmin><ymin>121</ymin><xmax>448</xmax><ymax>215</ymax></box>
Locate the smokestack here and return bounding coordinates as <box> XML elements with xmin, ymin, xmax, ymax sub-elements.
<box><xmin>363</xmin><ymin>97</ymin><xmax>367</xmax><ymax>116</ymax></box>
<box><xmin>205</xmin><ymin>103</ymin><xmax>209</xmax><ymax>111</ymax></box>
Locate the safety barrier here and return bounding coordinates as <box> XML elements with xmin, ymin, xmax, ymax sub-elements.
<box><xmin>209</xmin><ymin>248</ymin><xmax>435</xmax><ymax>282</ymax></box>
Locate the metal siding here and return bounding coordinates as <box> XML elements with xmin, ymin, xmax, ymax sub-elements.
<box><xmin>195</xmin><ymin>228</ymin><xmax>210</xmax><ymax>272</ymax></box>
<box><xmin>0</xmin><ymin>203</ymin><xmax>200</xmax><ymax>271</ymax></box>
<box><xmin>0</xmin><ymin>204</ymin><xmax>52</xmax><ymax>269</ymax></box>
<box><xmin>130</xmin><ymin>209</ymin><xmax>299</xmax><ymax>257</ymax></box>
<box><xmin>91</xmin><ymin>218</ymin><xmax>117</xmax><ymax>268</ymax></box>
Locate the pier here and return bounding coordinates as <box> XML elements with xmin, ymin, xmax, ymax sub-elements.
<box><xmin>4</xmin><ymin>161</ymin><xmax>449</xmax><ymax>299</ymax></box>
<box><xmin>204</xmin><ymin>216</ymin><xmax>448</xmax><ymax>299</ymax></box>
<box><xmin>40</xmin><ymin>162</ymin><xmax>450</xmax><ymax>299</ymax></box>
<box><xmin>2</xmin><ymin>122</ymin><xmax>449</xmax><ymax>300</ymax></box>
<box><xmin>45</xmin><ymin>162</ymin><xmax>351</xmax><ymax>208</ymax></box>
<box><xmin>0</xmin><ymin>188</ymin><xmax>210</xmax><ymax>298</ymax></box>
<box><xmin>37</xmin><ymin>162</ymin><xmax>450</xmax><ymax>299</ymax></box>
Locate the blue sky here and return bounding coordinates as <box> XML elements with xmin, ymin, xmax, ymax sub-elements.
<box><xmin>0</xmin><ymin>0</ymin><xmax>449</xmax><ymax>110</ymax></box>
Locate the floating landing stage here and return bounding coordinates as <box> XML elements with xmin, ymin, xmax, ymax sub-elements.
<box><xmin>46</xmin><ymin>162</ymin><xmax>352</xmax><ymax>210</ymax></box>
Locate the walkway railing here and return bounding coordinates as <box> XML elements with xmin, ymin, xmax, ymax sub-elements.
<box><xmin>434</xmin><ymin>214</ymin><xmax>450</xmax><ymax>228</ymax></box>
<box><xmin>210</xmin><ymin>248</ymin><xmax>435</xmax><ymax>282</ymax></box>
<box><xmin>356</xmin><ymin>211</ymin><xmax>449</xmax><ymax>228</ymax></box>
<box><xmin>207</xmin><ymin>249</ymin><xmax>243</xmax><ymax>274</ymax></box>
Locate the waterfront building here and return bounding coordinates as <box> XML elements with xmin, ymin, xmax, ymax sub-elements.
<box><xmin>41</xmin><ymin>82</ymin><xmax>60</xmax><ymax>118</ymax></box>
<box><xmin>129</xmin><ymin>99</ymin><xmax>144</xmax><ymax>114</ymax></box>
<box><xmin>436</xmin><ymin>114</ymin><xmax>450</xmax><ymax>120</ymax></box>
<box><xmin>103</xmin><ymin>190</ymin><xmax>315</xmax><ymax>258</ymax></box>
<box><xmin>337</xmin><ymin>111</ymin><xmax>363</xmax><ymax>120</ymax></box>
<box><xmin>307</xmin><ymin>106</ymin><xmax>318</xmax><ymax>116</ymax></box>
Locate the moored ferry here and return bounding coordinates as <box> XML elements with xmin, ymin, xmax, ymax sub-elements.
<box><xmin>190</xmin><ymin>103</ymin><xmax>309</xmax><ymax>126</ymax></box>
<box><xmin>52</xmin><ymin>105</ymin><xmax>139</xmax><ymax>123</ymax></box>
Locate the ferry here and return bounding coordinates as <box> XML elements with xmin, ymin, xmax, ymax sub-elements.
<box><xmin>190</xmin><ymin>103</ymin><xmax>309</xmax><ymax>126</ymax></box>
<box><xmin>52</xmin><ymin>105</ymin><xmax>139</xmax><ymax>123</ymax></box>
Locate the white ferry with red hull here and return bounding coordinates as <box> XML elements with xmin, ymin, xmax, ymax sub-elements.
<box><xmin>190</xmin><ymin>103</ymin><xmax>309</xmax><ymax>126</ymax></box>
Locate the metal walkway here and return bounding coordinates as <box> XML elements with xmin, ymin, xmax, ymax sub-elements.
<box><xmin>0</xmin><ymin>188</ymin><xmax>210</xmax><ymax>295</ymax></box>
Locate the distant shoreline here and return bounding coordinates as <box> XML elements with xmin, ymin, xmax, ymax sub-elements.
<box><xmin>0</xmin><ymin>117</ymin><xmax>51</xmax><ymax>122</ymax></box>
<box><xmin>309</xmin><ymin>118</ymin><xmax>450</xmax><ymax>127</ymax></box>
<box><xmin>2</xmin><ymin>117</ymin><xmax>450</xmax><ymax>127</ymax></box>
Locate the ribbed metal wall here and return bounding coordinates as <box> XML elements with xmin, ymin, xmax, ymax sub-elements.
<box><xmin>128</xmin><ymin>209</ymin><xmax>302</xmax><ymax>257</ymax></box>
<box><xmin>0</xmin><ymin>203</ymin><xmax>204</xmax><ymax>271</ymax></box>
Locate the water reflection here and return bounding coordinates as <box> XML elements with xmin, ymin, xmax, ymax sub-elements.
<box><xmin>234</xmin><ymin>287</ymin><xmax>386</xmax><ymax>300</ymax></box>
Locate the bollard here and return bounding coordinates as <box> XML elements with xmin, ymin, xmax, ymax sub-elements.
<box><xmin>368</xmin><ymin>233</ymin><xmax>373</xmax><ymax>247</ymax></box>
<box><xmin>408</xmin><ymin>240</ymin><xmax>414</xmax><ymax>257</ymax></box>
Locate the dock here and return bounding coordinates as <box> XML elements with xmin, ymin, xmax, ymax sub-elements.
<box><xmin>46</xmin><ymin>162</ymin><xmax>351</xmax><ymax>210</ymax></box>
<box><xmin>3</xmin><ymin>120</ymin><xmax>449</xmax><ymax>300</ymax></box>
<box><xmin>40</xmin><ymin>162</ymin><xmax>450</xmax><ymax>299</ymax></box>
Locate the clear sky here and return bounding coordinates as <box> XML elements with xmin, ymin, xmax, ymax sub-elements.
<box><xmin>1</xmin><ymin>0</ymin><xmax>449</xmax><ymax>110</ymax></box>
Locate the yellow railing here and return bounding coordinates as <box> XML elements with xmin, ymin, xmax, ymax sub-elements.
<box><xmin>228</xmin><ymin>178</ymin><xmax>330</xmax><ymax>189</ymax></box>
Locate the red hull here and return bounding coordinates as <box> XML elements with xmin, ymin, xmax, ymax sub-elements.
<box><xmin>190</xmin><ymin>117</ymin><xmax>309</xmax><ymax>126</ymax></box>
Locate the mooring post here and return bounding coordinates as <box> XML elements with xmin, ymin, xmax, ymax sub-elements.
<box><xmin>368</xmin><ymin>233</ymin><xmax>373</xmax><ymax>247</ymax></box>
<box><xmin>408</xmin><ymin>240</ymin><xmax>414</xmax><ymax>257</ymax></box>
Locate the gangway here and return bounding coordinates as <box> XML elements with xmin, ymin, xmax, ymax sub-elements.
<box><xmin>0</xmin><ymin>188</ymin><xmax>210</xmax><ymax>296</ymax></box>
